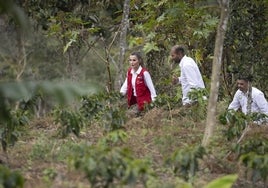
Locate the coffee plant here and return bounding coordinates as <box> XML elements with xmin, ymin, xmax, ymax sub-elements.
<box><xmin>165</xmin><ymin>145</ymin><xmax>206</xmax><ymax>181</ymax></box>
<box><xmin>80</xmin><ymin>91</ymin><xmax>126</xmax><ymax>131</ymax></box>
<box><xmin>72</xmin><ymin>141</ymin><xmax>154</xmax><ymax>187</ymax></box>
<box><xmin>235</xmin><ymin>137</ymin><xmax>268</xmax><ymax>185</ymax></box>
<box><xmin>52</xmin><ymin>106</ymin><xmax>86</xmax><ymax>138</ymax></box>
<box><xmin>219</xmin><ymin>110</ymin><xmax>248</xmax><ymax>140</ymax></box>
<box><xmin>0</xmin><ymin>165</ymin><xmax>24</xmax><ymax>188</ymax></box>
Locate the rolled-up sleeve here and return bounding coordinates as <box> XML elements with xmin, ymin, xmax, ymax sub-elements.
<box><xmin>228</xmin><ymin>91</ymin><xmax>241</xmax><ymax>111</ymax></box>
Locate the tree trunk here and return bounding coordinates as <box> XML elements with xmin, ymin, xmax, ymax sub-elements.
<box><xmin>202</xmin><ymin>0</ymin><xmax>230</xmax><ymax>147</ymax></box>
<box><xmin>114</xmin><ymin>0</ymin><xmax>130</xmax><ymax>90</ymax></box>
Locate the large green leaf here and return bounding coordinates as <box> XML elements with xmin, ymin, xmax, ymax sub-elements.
<box><xmin>204</xmin><ymin>174</ymin><xmax>238</xmax><ymax>188</ymax></box>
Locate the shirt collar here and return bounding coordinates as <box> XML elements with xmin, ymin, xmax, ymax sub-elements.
<box><xmin>179</xmin><ymin>55</ymin><xmax>187</xmax><ymax>65</ymax></box>
<box><xmin>131</xmin><ymin>66</ymin><xmax>142</xmax><ymax>74</ymax></box>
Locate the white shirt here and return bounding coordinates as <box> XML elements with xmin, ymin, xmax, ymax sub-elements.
<box><xmin>178</xmin><ymin>55</ymin><xmax>205</xmax><ymax>105</ymax></box>
<box><xmin>120</xmin><ymin>66</ymin><xmax>157</xmax><ymax>101</ymax></box>
<box><xmin>228</xmin><ymin>87</ymin><xmax>268</xmax><ymax>115</ymax></box>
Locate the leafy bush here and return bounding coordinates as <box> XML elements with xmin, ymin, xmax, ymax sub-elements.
<box><xmin>165</xmin><ymin>145</ymin><xmax>206</xmax><ymax>181</ymax></box>
<box><xmin>0</xmin><ymin>109</ymin><xmax>30</xmax><ymax>152</ymax></box>
<box><xmin>188</xmin><ymin>88</ymin><xmax>208</xmax><ymax>120</ymax></box>
<box><xmin>0</xmin><ymin>165</ymin><xmax>24</xmax><ymax>188</ymax></box>
<box><xmin>235</xmin><ymin>137</ymin><xmax>268</xmax><ymax>184</ymax></box>
<box><xmin>150</xmin><ymin>93</ymin><xmax>181</xmax><ymax>110</ymax></box>
<box><xmin>80</xmin><ymin>91</ymin><xmax>126</xmax><ymax>131</ymax></box>
<box><xmin>220</xmin><ymin>110</ymin><xmax>268</xmax><ymax>141</ymax></box>
<box><xmin>219</xmin><ymin>110</ymin><xmax>248</xmax><ymax>140</ymax></box>
<box><xmin>53</xmin><ymin>107</ymin><xmax>86</xmax><ymax>138</ymax></box>
<box><xmin>72</xmin><ymin>142</ymin><xmax>154</xmax><ymax>187</ymax></box>
<box><xmin>240</xmin><ymin>153</ymin><xmax>268</xmax><ymax>184</ymax></box>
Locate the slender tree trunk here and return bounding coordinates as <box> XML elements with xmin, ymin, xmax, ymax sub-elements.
<box><xmin>114</xmin><ymin>0</ymin><xmax>130</xmax><ymax>90</ymax></box>
<box><xmin>202</xmin><ymin>0</ymin><xmax>230</xmax><ymax>147</ymax></box>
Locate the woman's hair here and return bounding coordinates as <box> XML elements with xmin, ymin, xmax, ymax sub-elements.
<box><xmin>130</xmin><ymin>51</ymin><xmax>144</xmax><ymax>66</ymax></box>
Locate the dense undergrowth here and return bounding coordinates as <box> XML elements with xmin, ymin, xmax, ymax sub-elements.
<box><xmin>0</xmin><ymin>91</ymin><xmax>268</xmax><ymax>188</ymax></box>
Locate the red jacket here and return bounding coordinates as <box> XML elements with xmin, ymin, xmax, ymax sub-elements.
<box><xmin>127</xmin><ymin>68</ymin><xmax>152</xmax><ymax>111</ymax></box>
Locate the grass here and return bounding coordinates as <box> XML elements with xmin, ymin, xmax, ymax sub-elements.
<box><xmin>1</xmin><ymin>103</ymin><xmax>268</xmax><ymax>187</ymax></box>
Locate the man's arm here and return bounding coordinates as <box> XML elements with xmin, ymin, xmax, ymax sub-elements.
<box><xmin>228</xmin><ymin>91</ymin><xmax>241</xmax><ymax>111</ymax></box>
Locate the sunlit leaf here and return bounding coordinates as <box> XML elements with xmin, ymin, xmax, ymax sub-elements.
<box><xmin>204</xmin><ymin>174</ymin><xmax>238</xmax><ymax>188</ymax></box>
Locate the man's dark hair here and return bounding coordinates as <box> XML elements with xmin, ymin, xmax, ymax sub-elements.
<box><xmin>237</xmin><ymin>73</ymin><xmax>253</xmax><ymax>82</ymax></box>
<box><xmin>173</xmin><ymin>45</ymin><xmax>186</xmax><ymax>55</ymax></box>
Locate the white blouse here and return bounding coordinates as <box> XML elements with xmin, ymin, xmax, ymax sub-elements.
<box><xmin>120</xmin><ymin>66</ymin><xmax>157</xmax><ymax>101</ymax></box>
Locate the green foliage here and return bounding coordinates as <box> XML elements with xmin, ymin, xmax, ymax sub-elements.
<box><xmin>0</xmin><ymin>165</ymin><xmax>24</xmax><ymax>188</ymax></box>
<box><xmin>42</xmin><ymin>168</ymin><xmax>57</xmax><ymax>186</ymax></box>
<box><xmin>0</xmin><ymin>81</ymin><xmax>96</xmax><ymax>151</ymax></box>
<box><xmin>165</xmin><ymin>145</ymin><xmax>206</xmax><ymax>181</ymax></box>
<box><xmin>188</xmin><ymin>88</ymin><xmax>208</xmax><ymax>120</ymax></box>
<box><xmin>224</xmin><ymin>0</ymin><xmax>268</xmax><ymax>96</ymax></box>
<box><xmin>80</xmin><ymin>91</ymin><xmax>126</xmax><ymax>131</ymax></box>
<box><xmin>72</xmin><ymin>141</ymin><xmax>154</xmax><ymax>187</ymax></box>
<box><xmin>53</xmin><ymin>106</ymin><xmax>86</xmax><ymax>138</ymax></box>
<box><xmin>219</xmin><ymin>110</ymin><xmax>248</xmax><ymax>140</ymax></box>
<box><xmin>235</xmin><ymin>138</ymin><xmax>268</xmax><ymax>156</ymax></box>
<box><xmin>204</xmin><ymin>174</ymin><xmax>238</xmax><ymax>188</ymax></box>
<box><xmin>0</xmin><ymin>0</ymin><xmax>29</xmax><ymax>30</ymax></box>
<box><xmin>240</xmin><ymin>153</ymin><xmax>268</xmax><ymax>184</ymax></box>
<box><xmin>100</xmin><ymin>130</ymin><xmax>129</xmax><ymax>146</ymax></box>
<box><xmin>220</xmin><ymin>110</ymin><xmax>268</xmax><ymax>140</ymax></box>
<box><xmin>151</xmin><ymin>86</ymin><xmax>182</xmax><ymax>110</ymax></box>
<box><xmin>0</xmin><ymin>109</ymin><xmax>29</xmax><ymax>152</ymax></box>
<box><xmin>29</xmin><ymin>135</ymin><xmax>53</xmax><ymax>160</ymax></box>
<box><xmin>235</xmin><ymin>137</ymin><xmax>268</xmax><ymax>184</ymax></box>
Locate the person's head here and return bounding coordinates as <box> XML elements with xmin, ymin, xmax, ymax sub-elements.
<box><xmin>129</xmin><ymin>52</ymin><xmax>143</xmax><ymax>71</ymax></box>
<box><xmin>236</xmin><ymin>74</ymin><xmax>253</xmax><ymax>93</ymax></box>
<box><xmin>170</xmin><ymin>45</ymin><xmax>186</xmax><ymax>63</ymax></box>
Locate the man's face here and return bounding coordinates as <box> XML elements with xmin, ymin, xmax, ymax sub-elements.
<box><xmin>170</xmin><ymin>50</ymin><xmax>182</xmax><ymax>64</ymax></box>
<box><xmin>237</xmin><ymin>79</ymin><xmax>249</xmax><ymax>93</ymax></box>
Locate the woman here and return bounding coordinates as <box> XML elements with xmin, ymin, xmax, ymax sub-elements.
<box><xmin>120</xmin><ymin>52</ymin><xmax>157</xmax><ymax>112</ymax></box>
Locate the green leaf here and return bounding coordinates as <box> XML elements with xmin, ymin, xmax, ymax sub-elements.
<box><xmin>143</xmin><ymin>42</ymin><xmax>159</xmax><ymax>54</ymax></box>
<box><xmin>204</xmin><ymin>174</ymin><xmax>238</xmax><ymax>188</ymax></box>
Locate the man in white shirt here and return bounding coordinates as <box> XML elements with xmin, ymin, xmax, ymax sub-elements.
<box><xmin>170</xmin><ymin>45</ymin><xmax>205</xmax><ymax>106</ymax></box>
<box><xmin>228</xmin><ymin>75</ymin><xmax>268</xmax><ymax>118</ymax></box>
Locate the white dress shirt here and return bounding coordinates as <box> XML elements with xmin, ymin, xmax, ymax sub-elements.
<box><xmin>228</xmin><ymin>87</ymin><xmax>268</xmax><ymax>115</ymax></box>
<box><xmin>178</xmin><ymin>55</ymin><xmax>205</xmax><ymax>105</ymax></box>
<box><xmin>120</xmin><ymin>66</ymin><xmax>157</xmax><ymax>101</ymax></box>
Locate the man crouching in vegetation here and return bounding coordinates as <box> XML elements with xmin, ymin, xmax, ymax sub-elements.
<box><xmin>228</xmin><ymin>74</ymin><xmax>268</xmax><ymax>124</ymax></box>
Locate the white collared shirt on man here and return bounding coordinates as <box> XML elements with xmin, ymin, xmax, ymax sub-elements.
<box><xmin>228</xmin><ymin>87</ymin><xmax>268</xmax><ymax>115</ymax></box>
<box><xmin>178</xmin><ymin>55</ymin><xmax>205</xmax><ymax>105</ymax></box>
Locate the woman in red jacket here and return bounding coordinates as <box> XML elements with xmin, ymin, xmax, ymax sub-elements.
<box><xmin>120</xmin><ymin>52</ymin><xmax>157</xmax><ymax>113</ymax></box>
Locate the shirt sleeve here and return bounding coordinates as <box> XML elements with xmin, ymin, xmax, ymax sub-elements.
<box><xmin>143</xmin><ymin>71</ymin><xmax>157</xmax><ymax>101</ymax></box>
<box><xmin>254</xmin><ymin>92</ymin><xmax>268</xmax><ymax>115</ymax></box>
<box><xmin>228</xmin><ymin>91</ymin><xmax>241</xmax><ymax>111</ymax></box>
<box><xmin>120</xmin><ymin>78</ymin><xmax>127</xmax><ymax>96</ymax></box>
